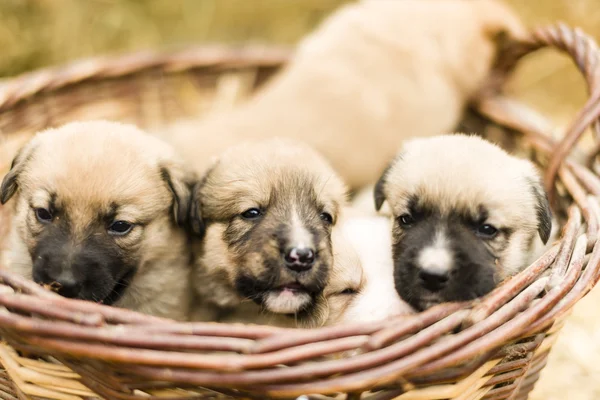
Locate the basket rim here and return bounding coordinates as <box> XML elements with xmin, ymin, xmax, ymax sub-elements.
<box><xmin>0</xmin><ymin>43</ymin><xmax>293</xmax><ymax>113</ymax></box>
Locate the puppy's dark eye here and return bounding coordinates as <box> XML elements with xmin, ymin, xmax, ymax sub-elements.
<box><xmin>108</xmin><ymin>220</ymin><xmax>133</xmax><ymax>236</ymax></box>
<box><xmin>340</xmin><ymin>288</ymin><xmax>357</xmax><ymax>295</ymax></box>
<box><xmin>320</xmin><ymin>212</ymin><xmax>333</xmax><ymax>224</ymax></box>
<box><xmin>477</xmin><ymin>224</ymin><xmax>498</xmax><ymax>239</ymax></box>
<box><xmin>398</xmin><ymin>213</ymin><xmax>415</xmax><ymax>227</ymax></box>
<box><xmin>241</xmin><ymin>208</ymin><xmax>262</xmax><ymax>219</ymax></box>
<box><xmin>35</xmin><ymin>208</ymin><xmax>53</xmax><ymax>223</ymax></box>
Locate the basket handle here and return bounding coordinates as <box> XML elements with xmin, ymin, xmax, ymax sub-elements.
<box><xmin>474</xmin><ymin>23</ymin><xmax>600</xmax><ymax>204</ymax></box>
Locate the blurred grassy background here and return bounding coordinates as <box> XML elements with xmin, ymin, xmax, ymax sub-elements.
<box><xmin>0</xmin><ymin>0</ymin><xmax>347</xmax><ymax>77</ymax></box>
<box><xmin>2</xmin><ymin>1</ymin><xmax>600</xmax><ymax>399</ymax></box>
<box><xmin>1</xmin><ymin>0</ymin><xmax>600</xmax><ymax>120</ymax></box>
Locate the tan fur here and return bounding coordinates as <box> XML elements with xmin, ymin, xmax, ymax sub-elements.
<box><xmin>1</xmin><ymin>120</ymin><xmax>194</xmax><ymax>320</ymax></box>
<box><xmin>380</xmin><ymin>134</ymin><xmax>551</xmax><ymax>279</ymax></box>
<box><xmin>165</xmin><ymin>0</ymin><xmax>526</xmax><ymax>190</ymax></box>
<box><xmin>190</xmin><ymin>138</ymin><xmax>354</xmax><ymax>327</ymax></box>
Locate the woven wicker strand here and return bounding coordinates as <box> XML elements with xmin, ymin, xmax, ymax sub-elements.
<box><xmin>0</xmin><ymin>23</ymin><xmax>599</xmax><ymax>400</ymax></box>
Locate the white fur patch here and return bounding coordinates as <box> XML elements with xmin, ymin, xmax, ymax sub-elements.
<box><xmin>264</xmin><ymin>290</ymin><xmax>312</xmax><ymax>314</ymax></box>
<box><xmin>290</xmin><ymin>209</ymin><xmax>313</xmax><ymax>249</ymax></box>
<box><xmin>417</xmin><ymin>229</ymin><xmax>453</xmax><ymax>275</ymax></box>
<box><xmin>338</xmin><ymin>215</ymin><xmax>413</xmax><ymax>323</ymax></box>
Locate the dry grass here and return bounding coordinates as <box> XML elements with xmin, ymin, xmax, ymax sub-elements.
<box><xmin>2</xmin><ymin>0</ymin><xmax>600</xmax><ymax>398</ymax></box>
<box><xmin>0</xmin><ymin>0</ymin><xmax>346</xmax><ymax>78</ymax></box>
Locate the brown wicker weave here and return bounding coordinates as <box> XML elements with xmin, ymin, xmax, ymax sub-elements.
<box><xmin>0</xmin><ymin>23</ymin><xmax>599</xmax><ymax>400</ymax></box>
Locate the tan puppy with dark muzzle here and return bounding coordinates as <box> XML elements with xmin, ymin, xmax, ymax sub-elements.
<box><xmin>0</xmin><ymin>120</ymin><xmax>195</xmax><ymax>321</ymax></box>
<box><xmin>188</xmin><ymin>138</ymin><xmax>349</xmax><ymax>326</ymax></box>
<box><xmin>374</xmin><ymin>134</ymin><xmax>553</xmax><ymax>311</ymax></box>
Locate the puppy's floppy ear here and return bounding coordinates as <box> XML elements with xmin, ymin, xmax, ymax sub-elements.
<box><xmin>188</xmin><ymin>164</ymin><xmax>217</xmax><ymax>239</ymax></box>
<box><xmin>159</xmin><ymin>162</ymin><xmax>196</xmax><ymax>228</ymax></box>
<box><xmin>189</xmin><ymin>182</ymin><xmax>205</xmax><ymax>239</ymax></box>
<box><xmin>374</xmin><ymin>173</ymin><xmax>387</xmax><ymax>212</ymax></box>
<box><xmin>528</xmin><ymin>177</ymin><xmax>552</xmax><ymax>245</ymax></box>
<box><xmin>1</xmin><ymin>144</ymin><xmax>35</xmax><ymax>205</ymax></box>
<box><xmin>374</xmin><ymin>156</ymin><xmax>400</xmax><ymax>212</ymax></box>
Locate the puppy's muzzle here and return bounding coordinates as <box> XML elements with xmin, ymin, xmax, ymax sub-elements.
<box><xmin>252</xmin><ymin>225</ymin><xmax>330</xmax><ymax>315</ymax></box>
<box><xmin>283</xmin><ymin>246</ymin><xmax>315</xmax><ymax>272</ymax></box>
<box><xmin>32</xmin><ymin>240</ymin><xmax>134</xmax><ymax>305</ymax></box>
<box><xmin>33</xmin><ymin>252</ymin><xmax>87</xmax><ymax>299</ymax></box>
<box><xmin>418</xmin><ymin>268</ymin><xmax>450</xmax><ymax>292</ymax></box>
<box><xmin>34</xmin><ymin>265</ymin><xmax>81</xmax><ymax>298</ymax></box>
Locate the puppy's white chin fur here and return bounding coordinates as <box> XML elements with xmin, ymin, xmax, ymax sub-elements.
<box><xmin>340</xmin><ymin>294</ymin><xmax>411</xmax><ymax>324</ymax></box>
<box><xmin>264</xmin><ymin>290</ymin><xmax>312</xmax><ymax>314</ymax></box>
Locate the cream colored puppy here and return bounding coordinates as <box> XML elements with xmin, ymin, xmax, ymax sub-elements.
<box><xmin>167</xmin><ymin>0</ymin><xmax>526</xmax><ymax>191</ymax></box>
<box><xmin>324</xmin><ymin>208</ymin><xmax>414</xmax><ymax>326</ymax></box>
<box><xmin>0</xmin><ymin>121</ymin><xmax>195</xmax><ymax>320</ymax></box>
<box><xmin>374</xmin><ymin>134</ymin><xmax>552</xmax><ymax>311</ymax></box>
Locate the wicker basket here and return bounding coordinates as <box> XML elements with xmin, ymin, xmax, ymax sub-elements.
<box><xmin>1</xmin><ymin>23</ymin><xmax>600</xmax><ymax>400</ymax></box>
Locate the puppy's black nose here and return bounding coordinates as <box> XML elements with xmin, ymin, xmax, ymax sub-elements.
<box><xmin>55</xmin><ymin>276</ymin><xmax>82</xmax><ymax>298</ymax></box>
<box><xmin>284</xmin><ymin>247</ymin><xmax>315</xmax><ymax>272</ymax></box>
<box><xmin>418</xmin><ymin>270</ymin><xmax>449</xmax><ymax>292</ymax></box>
<box><xmin>39</xmin><ymin>271</ymin><xmax>82</xmax><ymax>298</ymax></box>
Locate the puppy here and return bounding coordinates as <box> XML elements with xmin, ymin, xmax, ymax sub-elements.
<box><xmin>0</xmin><ymin>120</ymin><xmax>195</xmax><ymax>321</ymax></box>
<box><xmin>323</xmin><ymin>208</ymin><xmax>414</xmax><ymax>326</ymax></box>
<box><xmin>166</xmin><ymin>0</ymin><xmax>526</xmax><ymax>191</ymax></box>
<box><xmin>188</xmin><ymin>138</ymin><xmax>349</xmax><ymax>326</ymax></box>
<box><xmin>374</xmin><ymin>134</ymin><xmax>553</xmax><ymax>311</ymax></box>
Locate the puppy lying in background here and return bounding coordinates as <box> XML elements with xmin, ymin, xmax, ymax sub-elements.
<box><xmin>374</xmin><ymin>134</ymin><xmax>553</xmax><ymax>311</ymax></box>
<box><xmin>166</xmin><ymin>0</ymin><xmax>526</xmax><ymax>191</ymax></box>
<box><xmin>188</xmin><ymin>138</ymin><xmax>348</xmax><ymax>327</ymax></box>
<box><xmin>0</xmin><ymin>121</ymin><xmax>195</xmax><ymax>321</ymax></box>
